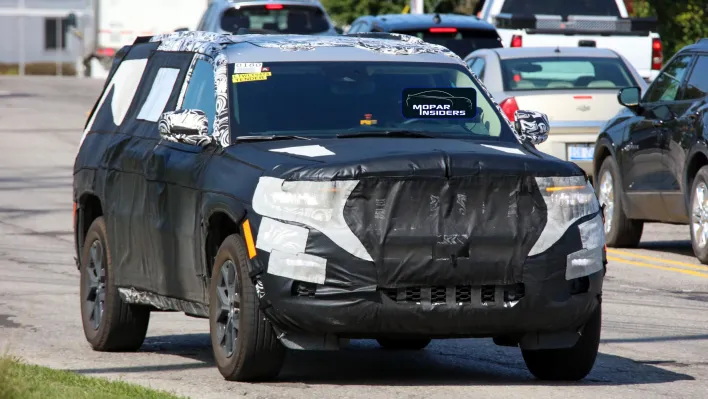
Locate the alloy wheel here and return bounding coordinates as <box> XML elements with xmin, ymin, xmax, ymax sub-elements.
<box><xmin>599</xmin><ymin>171</ymin><xmax>614</xmax><ymax>234</ymax></box>
<box><xmin>215</xmin><ymin>260</ymin><xmax>240</xmax><ymax>358</ymax></box>
<box><xmin>692</xmin><ymin>182</ymin><xmax>708</xmax><ymax>248</ymax></box>
<box><xmin>84</xmin><ymin>240</ymin><xmax>106</xmax><ymax>330</ymax></box>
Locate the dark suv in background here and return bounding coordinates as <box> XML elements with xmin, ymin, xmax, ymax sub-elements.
<box><xmin>346</xmin><ymin>13</ymin><xmax>502</xmax><ymax>58</ymax></box>
<box><xmin>593</xmin><ymin>38</ymin><xmax>708</xmax><ymax>262</ymax></box>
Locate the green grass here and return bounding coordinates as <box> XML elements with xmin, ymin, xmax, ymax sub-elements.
<box><xmin>0</xmin><ymin>356</ymin><xmax>187</xmax><ymax>399</ymax></box>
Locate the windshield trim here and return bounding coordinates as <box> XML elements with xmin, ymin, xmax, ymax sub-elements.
<box><xmin>226</xmin><ymin>61</ymin><xmax>518</xmax><ymax>144</ymax></box>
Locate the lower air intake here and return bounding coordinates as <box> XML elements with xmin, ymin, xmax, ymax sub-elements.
<box><xmin>381</xmin><ymin>283</ymin><xmax>525</xmax><ymax>308</ymax></box>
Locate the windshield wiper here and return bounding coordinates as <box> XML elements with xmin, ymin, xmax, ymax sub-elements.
<box><xmin>234</xmin><ymin>135</ymin><xmax>312</xmax><ymax>143</ymax></box>
<box><xmin>336</xmin><ymin>130</ymin><xmax>436</xmax><ymax>139</ymax></box>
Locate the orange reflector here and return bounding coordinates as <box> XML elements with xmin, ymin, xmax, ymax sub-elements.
<box><xmin>545</xmin><ymin>185</ymin><xmax>585</xmax><ymax>192</ymax></box>
<box><xmin>242</xmin><ymin>219</ymin><xmax>257</xmax><ymax>259</ymax></box>
<box><xmin>73</xmin><ymin>202</ymin><xmax>77</xmax><ymax>224</ymax></box>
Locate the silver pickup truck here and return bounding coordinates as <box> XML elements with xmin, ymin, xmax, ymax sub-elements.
<box><xmin>478</xmin><ymin>0</ymin><xmax>663</xmax><ymax>82</ymax></box>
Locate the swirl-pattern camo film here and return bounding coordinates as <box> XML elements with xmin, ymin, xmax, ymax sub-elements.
<box><xmin>514</xmin><ymin>110</ymin><xmax>550</xmax><ymax>145</ymax></box>
<box><xmin>158</xmin><ymin>109</ymin><xmax>213</xmax><ymax>147</ymax></box>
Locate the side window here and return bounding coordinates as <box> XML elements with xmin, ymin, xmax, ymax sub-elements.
<box><xmin>644</xmin><ymin>54</ymin><xmax>693</xmax><ymax>103</ymax></box>
<box><xmin>469</xmin><ymin>58</ymin><xmax>486</xmax><ymax>79</ymax></box>
<box><xmin>681</xmin><ymin>55</ymin><xmax>708</xmax><ymax>101</ymax></box>
<box><xmin>181</xmin><ymin>59</ymin><xmax>216</xmax><ymax>134</ymax></box>
<box><xmin>137</xmin><ymin>67</ymin><xmax>181</xmax><ymax>122</ymax></box>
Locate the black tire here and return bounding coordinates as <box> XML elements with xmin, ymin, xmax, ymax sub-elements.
<box><xmin>521</xmin><ymin>304</ymin><xmax>601</xmax><ymax>381</ymax></box>
<box><xmin>596</xmin><ymin>157</ymin><xmax>643</xmax><ymax>247</ymax></box>
<box><xmin>79</xmin><ymin>216</ymin><xmax>150</xmax><ymax>351</ymax></box>
<box><xmin>689</xmin><ymin>166</ymin><xmax>708</xmax><ymax>264</ymax></box>
<box><xmin>209</xmin><ymin>234</ymin><xmax>286</xmax><ymax>382</ymax></box>
<box><xmin>376</xmin><ymin>338</ymin><xmax>431</xmax><ymax>350</ymax></box>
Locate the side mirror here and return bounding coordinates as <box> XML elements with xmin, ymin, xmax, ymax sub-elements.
<box><xmin>513</xmin><ymin>110</ymin><xmax>550</xmax><ymax>145</ymax></box>
<box><xmin>618</xmin><ymin>86</ymin><xmax>641</xmax><ymax>111</ymax></box>
<box><xmin>334</xmin><ymin>26</ymin><xmax>344</xmax><ymax>34</ymax></box>
<box><xmin>158</xmin><ymin>109</ymin><xmax>214</xmax><ymax>147</ymax></box>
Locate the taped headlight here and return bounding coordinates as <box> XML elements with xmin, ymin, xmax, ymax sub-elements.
<box><xmin>528</xmin><ymin>176</ymin><xmax>600</xmax><ymax>256</ymax></box>
<box><xmin>252</xmin><ymin>177</ymin><xmax>373</xmax><ymax>261</ymax></box>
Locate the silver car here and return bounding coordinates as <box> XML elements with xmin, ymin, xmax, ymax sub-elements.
<box><xmin>195</xmin><ymin>0</ymin><xmax>340</xmax><ymax>35</ymax></box>
<box><xmin>464</xmin><ymin>47</ymin><xmax>648</xmax><ymax>179</ymax></box>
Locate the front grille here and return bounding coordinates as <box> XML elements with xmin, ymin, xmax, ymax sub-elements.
<box><xmin>381</xmin><ymin>283</ymin><xmax>525</xmax><ymax>307</ymax></box>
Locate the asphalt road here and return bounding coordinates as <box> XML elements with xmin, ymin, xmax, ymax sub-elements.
<box><xmin>0</xmin><ymin>76</ymin><xmax>706</xmax><ymax>399</ymax></box>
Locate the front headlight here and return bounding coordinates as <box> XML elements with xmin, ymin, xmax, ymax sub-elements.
<box><xmin>529</xmin><ymin>176</ymin><xmax>600</xmax><ymax>256</ymax></box>
<box><xmin>252</xmin><ymin>177</ymin><xmax>373</xmax><ymax>261</ymax></box>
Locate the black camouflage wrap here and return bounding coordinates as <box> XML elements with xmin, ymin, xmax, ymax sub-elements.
<box><xmin>73</xmin><ymin>31</ymin><xmax>603</xmax><ymax>344</ymax></box>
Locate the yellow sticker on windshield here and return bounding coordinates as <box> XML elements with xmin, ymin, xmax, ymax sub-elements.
<box><xmin>232</xmin><ymin>72</ymin><xmax>271</xmax><ymax>83</ymax></box>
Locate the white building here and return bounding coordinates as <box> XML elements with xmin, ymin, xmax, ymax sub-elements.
<box><xmin>0</xmin><ymin>0</ymin><xmax>93</xmax><ymax>74</ymax></box>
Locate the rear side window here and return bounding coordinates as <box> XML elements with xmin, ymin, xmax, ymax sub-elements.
<box><xmin>682</xmin><ymin>55</ymin><xmax>708</xmax><ymax>100</ymax></box>
<box><xmin>390</xmin><ymin>28</ymin><xmax>501</xmax><ymax>58</ymax></box>
<box><xmin>499</xmin><ymin>56</ymin><xmax>635</xmax><ymax>91</ymax></box>
<box><xmin>500</xmin><ymin>0</ymin><xmax>621</xmax><ymax>17</ymax></box>
<box><xmin>221</xmin><ymin>5</ymin><xmax>330</xmax><ymax>34</ymax></box>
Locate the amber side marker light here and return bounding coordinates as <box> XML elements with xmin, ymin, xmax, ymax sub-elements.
<box><xmin>545</xmin><ymin>185</ymin><xmax>586</xmax><ymax>192</ymax></box>
<box><xmin>242</xmin><ymin>219</ymin><xmax>257</xmax><ymax>259</ymax></box>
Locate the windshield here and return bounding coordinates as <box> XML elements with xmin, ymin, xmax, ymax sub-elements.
<box><xmin>227</xmin><ymin>62</ymin><xmax>515</xmax><ymax>142</ymax></box>
<box><xmin>390</xmin><ymin>28</ymin><xmax>501</xmax><ymax>58</ymax></box>
<box><xmin>500</xmin><ymin>57</ymin><xmax>636</xmax><ymax>91</ymax></box>
<box><xmin>221</xmin><ymin>5</ymin><xmax>330</xmax><ymax>34</ymax></box>
<box><xmin>500</xmin><ymin>0</ymin><xmax>621</xmax><ymax>17</ymax></box>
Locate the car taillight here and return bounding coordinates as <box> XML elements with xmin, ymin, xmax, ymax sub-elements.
<box><xmin>500</xmin><ymin>97</ymin><xmax>519</xmax><ymax>121</ymax></box>
<box><xmin>96</xmin><ymin>47</ymin><xmax>115</xmax><ymax>57</ymax></box>
<box><xmin>265</xmin><ymin>3</ymin><xmax>283</xmax><ymax>9</ymax></box>
<box><xmin>429</xmin><ymin>27</ymin><xmax>457</xmax><ymax>33</ymax></box>
<box><xmin>510</xmin><ymin>35</ymin><xmax>522</xmax><ymax>47</ymax></box>
<box><xmin>651</xmin><ymin>38</ymin><xmax>663</xmax><ymax>70</ymax></box>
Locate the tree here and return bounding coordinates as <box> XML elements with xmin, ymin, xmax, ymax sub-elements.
<box><xmin>320</xmin><ymin>0</ymin><xmax>408</xmax><ymax>26</ymax></box>
<box><xmin>630</xmin><ymin>0</ymin><xmax>708</xmax><ymax>61</ymax></box>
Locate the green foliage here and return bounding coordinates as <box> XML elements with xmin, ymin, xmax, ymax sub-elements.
<box><xmin>0</xmin><ymin>356</ymin><xmax>186</xmax><ymax>399</ymax></box>
<box><xmin>320</xmin><ymin>0</ymin><xmax>408</xmax><ymax>26</ymax></box>
<box><xmin>630</xmin><ymin>0</ymin><xmax>708</xmax><ymax>61</ymax></box>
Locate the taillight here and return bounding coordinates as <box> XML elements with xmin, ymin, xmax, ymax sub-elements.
<box><xmin>500</xmin><ymin>97</ymin><xmax>519</xmax><ymax>121</ymax></box>
<box><xmin>651</xmin><ymin>38</ymin><xmax>663</xmax><ymax>70</ymax></box>
<box><xmin>96</xmin><ymin>47</ymin><xmax>116</xmax><ymax>57</ymax></box>
<box><xmin>510</xmin><ymin>35</ymin><xmax>522</xmax><ymax>47</ymax></box>
<box><xmin>429</xmin><ymin>27</ymin><xmax>457</xmax><ymax>33</ymax></box>
<box><xmin>265</xmin><ymin>3</ymin><xmax>283</xmax><ymax>9</ymax></box>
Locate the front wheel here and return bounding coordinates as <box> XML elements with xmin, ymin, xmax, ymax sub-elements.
<box><xmin>596</xmin><ymin>157</ymin><xmax>643</xmax><ymax>247</ymax></box>
<box><xmin>209</xmin><ymin>234</ymin><xmax>286</xmax><ymax>382</ymax></box>
<box><xmin>689</xmin><ymin>166</ymin><xmax>708</xmax><ymax>264</ymax></box>
<box><xmin>521</xmin><ymin>304</ymin><xmax>601</xmax><ymax>381</ymax></box>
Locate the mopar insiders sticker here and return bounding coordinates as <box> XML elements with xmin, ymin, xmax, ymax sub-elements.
<box><xmin>402</xmin><ymin>88</ymin><xmax>477</xmax><ymax>119</ymax></box>
<box><xmin>232</xmin><ymin>72</ymin><xmax>272</xmax><ymax>83</ymax></box>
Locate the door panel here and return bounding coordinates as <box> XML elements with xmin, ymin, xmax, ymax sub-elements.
<box><xmin>143</xmin><ymin>57</ymin><xmax>219</xmax><ymax>303</ymax></box>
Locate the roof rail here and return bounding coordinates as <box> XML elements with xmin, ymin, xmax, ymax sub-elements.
<box><xmin>696</xmin><ymin>38</ymin><xmax>708</xmax><ymax>44</ymax></box>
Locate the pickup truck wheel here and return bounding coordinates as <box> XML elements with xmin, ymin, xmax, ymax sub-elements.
<box><xmin>376</xmin><ymin>338</ymin><xmax>431</xmax><ymax>350</ymax></box>
<box><xmin>521</xmin><ymin>303</ymin><xmax>601</xmax><ymax>381</ymax></box>
<box><xmin>597</xmin><ymin>157</ymin><xmax>643</xmax><ymax>247</ymax></box>
<box><xmin>689</xmin><ymin>166</ymin><xmax>708</xmax><ymax>264</ymax></box>
<box><xmin>79</xmin><ymin>216</ymin><xmax>150</xmax><ymax>351</ymax></box>
<box><xmin>209</xmin><ymin>234</ymin><xmax>286</xmax><ymax>382</ymax></box>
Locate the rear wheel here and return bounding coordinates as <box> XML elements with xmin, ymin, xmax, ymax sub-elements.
<box><xmin>376</xmin><ymin>338</ymin><xmax>431</xmax><ymax>350</ymax></box>
<box><xmin>209</xmin><ymin>234</ymin><xmax>286</xmax><ymax>381</ymax></box>
<box><xmin>79</xmin><ymin>216</ymin><xmax>150</xmax><ymax>351</ymax></box>
<box><xmin>521</xmin><ymin>304</ymin><xmax>601</xmax><ymax>381</ymax></box>
<box><xmin>689</xmin><ymin>166</ymin><xmax>708</xmax><ymax>264</ymax></box>
<box><xmin>597</xmin><ymin>157</ymin><xmax>643</xmax><ymax>247</ymax></box>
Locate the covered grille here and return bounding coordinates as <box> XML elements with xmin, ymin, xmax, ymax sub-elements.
<box><xmin>380</xmin><ymin>283</ymin><xmax>525</xmax><ymax>307</ymax></box>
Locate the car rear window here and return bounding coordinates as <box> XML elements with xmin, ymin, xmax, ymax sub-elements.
<box><xmin>220</xmin><ymin>4</ymin><xmax>330</xmax><ymax>34</ymax></box>
<box><xmin>499</xmin><ymin>57</ymin><xmax>636</xmax><ymax>91</ymax></box>
<box><xmin>390</xmin><ymin>28</ymin><xmax>502</xmax><ymax>58</ymax></box>
<box><xmin>500</xmin><ymin>0</ymin><xmax>621</xmax><ymax>17</ymax></box>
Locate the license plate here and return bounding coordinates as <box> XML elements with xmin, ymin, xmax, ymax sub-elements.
<box><xmin>567</xmin><ymin>144</ymin><xmax>594</xmax><ymax>161</ymax></box>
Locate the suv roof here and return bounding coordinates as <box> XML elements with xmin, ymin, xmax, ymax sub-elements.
<box><xmin>147</xmin><ymin>31</ymin><xmax>465</xmax><ymax>63</ymax></box>
<box><xmin>680</xmin><ymin>38</ymin><xmax>708</xmax><ymax>53</ymax></box>
<box><xmin>359</xmin><ymin>13</ymin><xmax>497</xmax><ymax>32</ymax></box>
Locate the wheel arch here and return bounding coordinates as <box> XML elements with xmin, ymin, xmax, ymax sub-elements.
<box><xmin>684</xmin><ymin>144</ymin><xmax>708</xmax><ymax>207</ymax></box>
<box><xmin>200</xmin><ymin>194</ymin><xmax>248</xmax><ymax>280</ymax></box>
<box><xmin>593</xmin><ymin>136</ymin><xmax>617</xmax><ymax>184</ymax></box>
<box><xmin>75</xmin><ymin>191</ymin><xmax>104</xmax><ymax>269</ymax></box>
